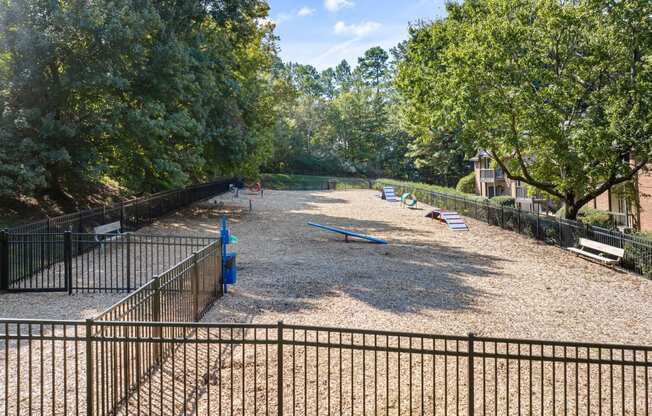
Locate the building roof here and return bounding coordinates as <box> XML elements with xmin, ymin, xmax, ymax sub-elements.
<box><xmin>469</xmin><ymin>150</ymin><xmax>491</xmax><ymax>162</ymax></box>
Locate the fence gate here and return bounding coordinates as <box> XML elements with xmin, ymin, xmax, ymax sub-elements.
<box><xmin>2</xmin><ymin>232</ymin><xmax>70</xmax><ymax>292</ymax></box>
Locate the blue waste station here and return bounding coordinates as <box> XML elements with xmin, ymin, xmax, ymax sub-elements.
<box><xmin>220</xmin><ymin>216</ymin><xmax>237</xmax><ymax>292</ymax></box>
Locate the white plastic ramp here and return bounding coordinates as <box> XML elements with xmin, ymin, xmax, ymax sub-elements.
<box><xmin>440</xmin><ymin>211</ymin><xmax>469</xmax><ymax>231</ymax></box>
<box><xmin>382</xmin><ymin>186</ymin><xmax>399</xmax><ymax>202</ymax></box>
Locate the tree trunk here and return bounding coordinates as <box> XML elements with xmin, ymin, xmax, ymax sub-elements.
<box><xmin>564</xmin><ymin>202</ymin><xmax>581</xmax><ymax>221</ymax></box>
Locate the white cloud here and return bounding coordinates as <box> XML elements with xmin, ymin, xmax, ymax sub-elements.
<box><xmin>333</xmin><ymin>21</ymin><xmax>382</xmax><ymax>37</ymax></box>
<box><xmin>324</xmin><ymin>0</ymin><xmax>355</xmax><ymax>12</ymax></box>
<box><xmin>297</xmin><ymin>7</ymin><xmax>315</xmax><ymax>17</ymax></box>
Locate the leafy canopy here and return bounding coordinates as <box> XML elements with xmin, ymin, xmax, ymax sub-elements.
<box><xmin>398</xmin><ymin>0</ymin><xmax>652</xmax><ymax>218</ymax></box>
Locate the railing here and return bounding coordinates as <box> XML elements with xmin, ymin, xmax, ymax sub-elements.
<box><xmin>7</xmin><ymin>178</ymin><xmax>235</xmax><ymax>235</ymax></box>
<box><xmin>0</xmin><ymin>176</ymin><xmax>233</xmax><ymax>292</ymax></box>
<box><xmin>479</xmin><ymin>169</ymin><xmax>504</xmax><ymax>182</ymax></box>
<box><xmin>376</xmin><ymin>182</ymin><xmax>652</xmax><ymax>278</ymax></box>
<box><xmin>1</xmin><ymin>321</ymin><xmax>650</xmax><ymax>415</ymax></box>
<box><xmin>2</xmin><ymin>232</ymin><xmax>216</xmax><ymax>293</ymax></box>
<box><xmin>88</xmin><ymin>240</ymin><xmax>223</xmax><ymax>413</ymax></box>
<box><xmin>515</xmin><ymin>186</ymin><xmax>529</xmax><ymax>200</ymax></box>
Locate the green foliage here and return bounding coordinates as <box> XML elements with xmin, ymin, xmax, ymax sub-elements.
<box><xmin>577</xmin><ymin>209</ymin><xmax>613</xmax><ymax>228</ymax></box>
<box><xmin>397</xmin><ymin>0</ymin><xmax>652</xmax><ymax>219</ymax></box>
<box><xmin>261</xmin><ymin>173</ymin><xmax>369</xmax><ymax>190</ymax></box>
<box><xmin>0</xmin><ymin>0</ymin><xmax>276</xmax><ymax>197</ymax></box>
<box><xmin>265</xmin><ymin>49</ymin><xmax>419</xmax><ymax>180</ymax></box>
<box><xmin>490</xmin><ymin>196</ymin><xmax>515</xmax><ymax>208</ymax></box>
<box><xmin>374</xmin><ymin>178</ymin><xmax>488</xmax><ymax>203</ymax></box>
<box><xmin>456</xmin><ymin>172</ymin><xmax>476</xmax><ymax>195</ymax></box>
<box><xmin>556</xmin><ymin>206</ymin><xmax>615</xmax><ymax>228</ymax></box>
<box><xmin>394</xmin><ymin>20</ymin><xmax>470</xmax><ymax>187</ymax></box>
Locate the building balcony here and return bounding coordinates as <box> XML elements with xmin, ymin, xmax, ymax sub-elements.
<box><xmin>480</xmin><ymin>168</ymin><xmax>505</xmax><ymax>183</ymax></box>
<box><xmin>515</xmin><ymin>186</ymin><xmax>530</xmax><ymax>201</ymax></box>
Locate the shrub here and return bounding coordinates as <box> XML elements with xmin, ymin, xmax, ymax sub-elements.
<box><xmin>490</xmin><ymin>195</ymin><xmax>515</xmax><ymax>207</ymax></box>
<box><xmin>555</xmin><ymin>206</ymin><xmax>614</xmax><ymax>229</ymax></box>
<box><xmin>624</xmin><ymin>232</ymin><xmax>652</xmax><ymax>278</ymax></box>
<box><xmin>455</xmin><ymin>172</ymin><xmax>476</xmax><ymax>194</ymax></box>
<box><xmin>577</xmin><ymin>209</ymin><xmax>612</xmax><ymax>228</ymax></box>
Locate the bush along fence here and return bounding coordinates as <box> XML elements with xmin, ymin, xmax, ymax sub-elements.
<box><xmin>375</xmin><ymin>182</ymin><xmax>652</xmax><ymax>278</ymax></box>
<box><xmin>0</xmin><ymin>177</ymin><xmax>235</xmax><ymax>292</ymax></box>
<box><xmin>262</xmin><ymin>177</ymin><xmax>373</xmax><ymax>191</ymax></box>
<box><xmin>1</xmin><ymin>320</ymin><xmax>651</xmax><ymax>415</ymax></box>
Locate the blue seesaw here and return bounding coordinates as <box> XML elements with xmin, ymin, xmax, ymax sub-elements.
<box><xmin>308</xmin><ymin>222</ymin><xmax>388</xmax><ymax>244</ymax></box>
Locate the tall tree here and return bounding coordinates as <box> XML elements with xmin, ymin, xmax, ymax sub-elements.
<box><xmin>356</xmin><ymin>47</ymin><xmax>389</xmax><ymax>93</ymax></box>
<box><xmin>320</xmin><ymin>68</ymin><xmax>336</xmax><ymax>99</ymax></box>
<box><xmin>0</xmin><ymin>0</ymin><xmax>276</xmax><ymax>199</ymax></box>
<box><xmin>398</xmin><ymin>0</ymin><xmax>652</xmax><ymax>218</ymax></box>
<box><xmin>395</xmin><ymin>20</ymin><xmax>470</xmax><ymax>186</ymax></box>
<box><xmin>334</xmin><ymin>59</ymin><xmax>353</xmax><ymax>93</ymax></box>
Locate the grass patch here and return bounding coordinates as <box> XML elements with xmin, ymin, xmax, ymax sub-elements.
<box><xmin>261</xmin><ymin>173</ymin><xmax>370</xmax><ymax>190</ymax></box>
<box><xmin>374</xmin><ymin>178</ymin><xmax>486</xmax><ymax>201</ymax></box>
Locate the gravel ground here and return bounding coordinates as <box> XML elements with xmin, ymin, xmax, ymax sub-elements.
<box><xmin>2</xmin><ymin>189</ymin><xmax>651</xmax><ymax>415</ymax></box>
<box><xmin>184</xmin><ymin>189</ymin><xmax>652</xmax><ymax>346</ymax></box>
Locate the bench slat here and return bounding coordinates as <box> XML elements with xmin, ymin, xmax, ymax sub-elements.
<box><xmin>94</xmin><ymin>221</ymin><xmax>121</xmax><ymax>236</ymax></box>
<box><xmin>578</xmin><ymin>238</ymin><xmax>624</xmax><ymax>258</ymax></box>
<box><xmin>568</xmin><ymin>247</ymin><xmax>619</xmax><ymax>264</ymax></box>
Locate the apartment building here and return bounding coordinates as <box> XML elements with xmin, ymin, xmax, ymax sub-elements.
<box><xmin>470</xmin><ymin>151</ymin><xmax>543</xmax><ymax>213</ymax></box>
<box><xmin>591</xmin><ymin>169</ymin><xmax>652</xmax><ymax>231</ymax></box>
<box><xmin>471</xmin><ymin>151</ymin><xmax>652</xmax><ymax>231</ymax></box>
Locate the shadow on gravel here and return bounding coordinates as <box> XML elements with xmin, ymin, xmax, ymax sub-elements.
<box><xmin>171</xmin><ymin>193</ymin><xmax>511</xmax><ymax>323</ymax></box>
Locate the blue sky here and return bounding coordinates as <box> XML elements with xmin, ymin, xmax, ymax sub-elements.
<box><xmin>267</xmin><ymin>0</ymin><xmax>448</xmax><ymax>70</ymax></box>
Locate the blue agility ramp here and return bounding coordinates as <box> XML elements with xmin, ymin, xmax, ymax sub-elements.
<box><xmin>308</xmin><ymin>222</ymin><xmax>388</xmax><ymax>244</ymax></box>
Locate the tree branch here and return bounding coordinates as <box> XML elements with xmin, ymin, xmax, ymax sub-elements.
<box><xmin>574</xmin><ymin>158</ymin><xmax>649</xmax><ymax>210</ymax></box>
<box><xmin>490</xmin><ymin>149</ymin><xmax>565</xmax><ymax>200</ymax></box>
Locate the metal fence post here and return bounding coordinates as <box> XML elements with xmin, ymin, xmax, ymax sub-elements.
<box><xmin>558</xmin><ymin>219</ymin><xmax>563</xmax><ymax>247</ymax></box>
<box><xmin>192</xmin><ymin>252</ymin><xmax>200</xmax><ymax>321</ymax></box>
<box><xmin>120</xmin><ymin>201</ymin><xmax>125</xmax><ymax>231</ymax></box>
<box><xmin>468</xmin><ymin>333</ymin><xmax>475</xmax><ymax>416</ymax></box>
<box><xmin>277</xmin><ymin>321</ymin><xmax>284</xmax><ymax>416</ymax></box>
<box><xmin>85</xmin><ymin>319</ymin><xmax>94</xmax><ymax>416</ymax></box>
<box><xmin>517</xmin><ymin>207</ymin><xmax>521</xmax><ymax>234</ymax></box>
<box><xmin>536</xmin><ymin>210</ymin><xmax>541</xmax><ymax>240</ymax></box>
<box><xmin>152</xmin><ymin>276</ymin><xmax>162</xmax><ymax>361</ymax></box>
<box><xmin>126</xmin><ymin>234</ymin><xmax>131</xmax><ymax>291</ymax></box>
<box><xmin>64</xmin><ymin>231</ymin><xmax>73</xmax><ymax>295</ymax></box>
<box><xmin>216</xmin><ymin>244</ymin><xmax>223</xmax><ymax>296</ymax></box>
<box><xmin>0</xmin><ymin>229</ymin><xmax>9</xmax><ymax>291</ymax></box>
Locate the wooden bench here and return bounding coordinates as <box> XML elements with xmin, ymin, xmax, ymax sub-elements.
<box><xmin>568</xmin><ymin>238</ymin><xmax>624</xmax><ymax>266</ymax></box>
<box><xmin>93</xmin><ymin>221</ymin><xmax>122</xmax><ymax>244</ymax></box>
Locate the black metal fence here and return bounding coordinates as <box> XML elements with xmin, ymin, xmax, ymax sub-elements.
<box><xmin>1</xmin><ymin>321</ymin><xmax>650</xmax><ymax>415</ymax></box>
<box><xmin>2</xmin><ymin>233</ymin><xmax>216</xmax><ymax>293</ymax></box>
<box><xmin>0</xmin><ymin>177</ymin><xmax>234</xmax><ymax>292</ymax></box>
<box><xmin>7</xmin><ymin>178</ymin><xmax>235</xmax><ymax>235</ymax></box>
<box><xmin>95</xmin><ymin>240</ymin><xmax>222</xmax><ymax>323</ymax></box>
<box><xmin>377</xmin><ymin>182</ymin><xmax>652</xmax><ymax>278</ymax></box>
